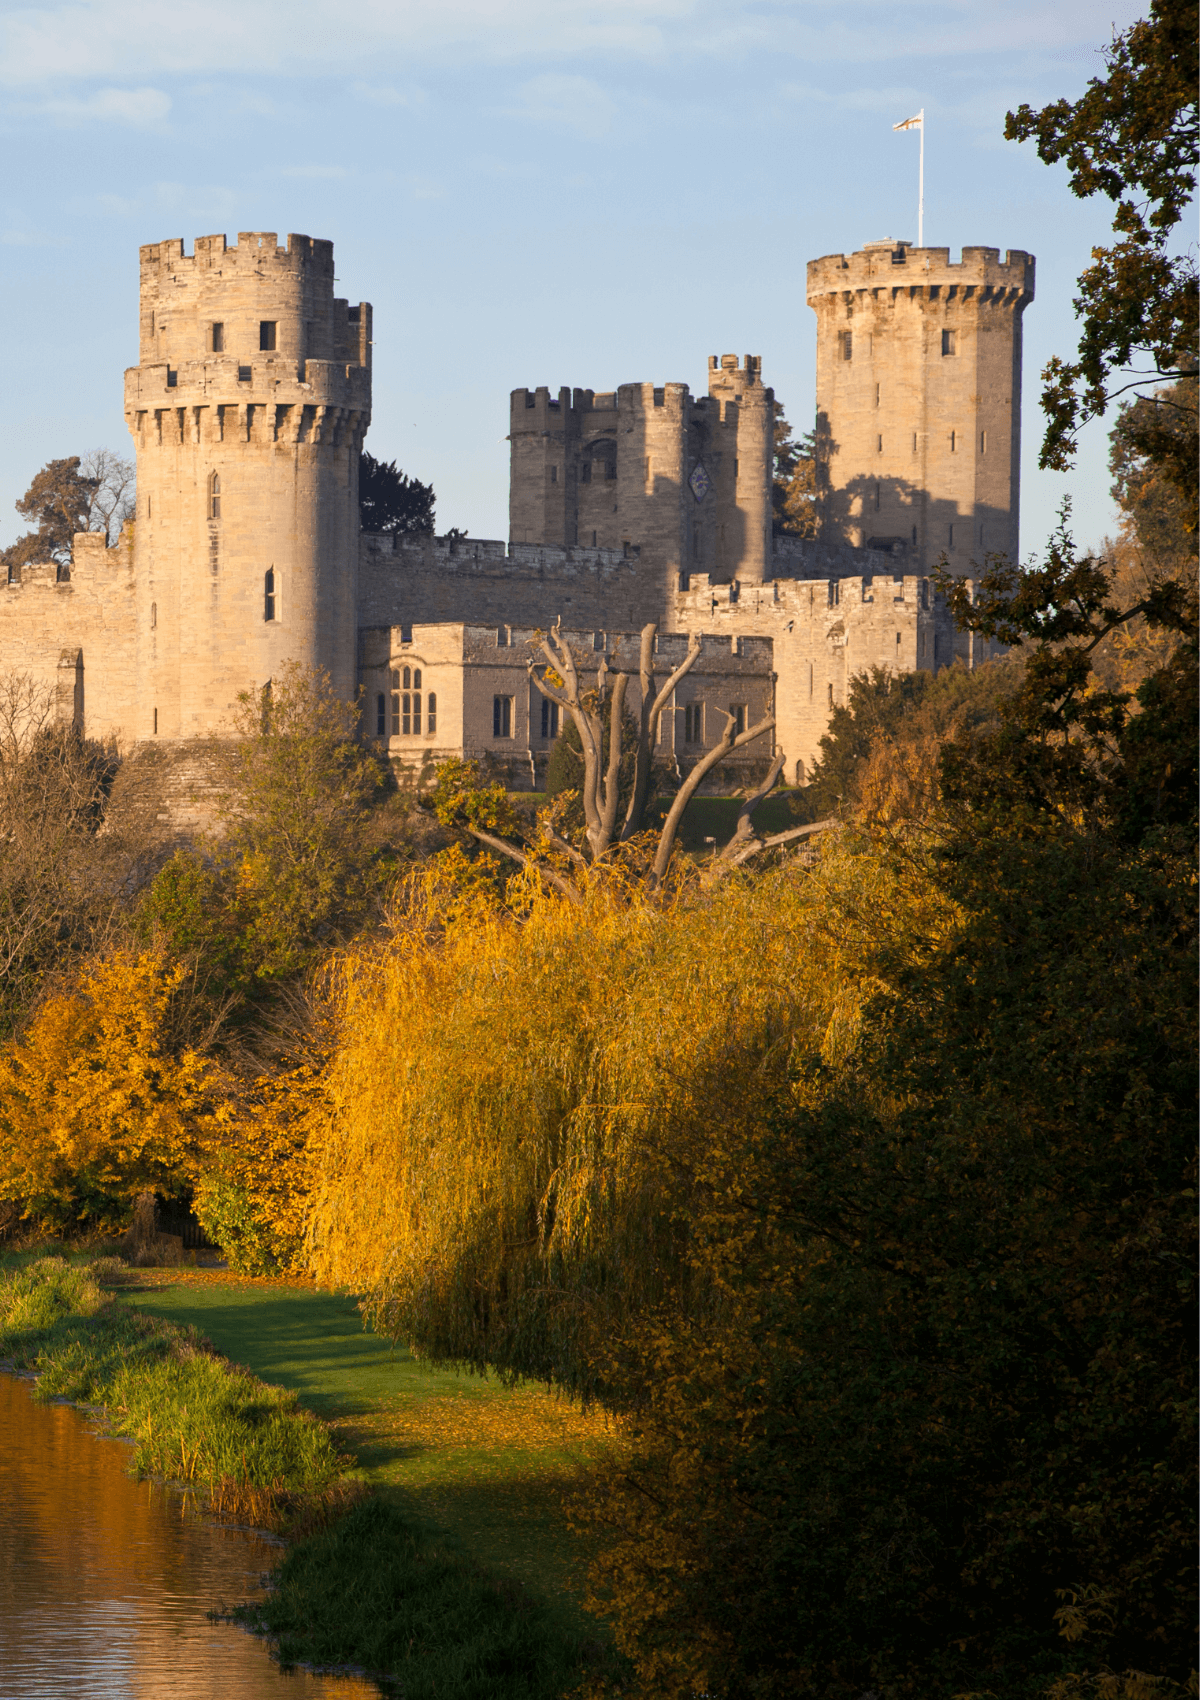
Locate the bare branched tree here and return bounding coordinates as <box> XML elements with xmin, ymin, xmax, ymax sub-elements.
<box><xmin>79</xmin><ymin>448</ymin><xmax>136</xmax><ymax>546</ymax></box>
<box><xmin>0</xmin><ymin>673</ymin><xmax>140</xmax><ymax>1033</ymax></box>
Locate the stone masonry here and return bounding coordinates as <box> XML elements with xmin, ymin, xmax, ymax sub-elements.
<box><xmin>0</xmin><ymin>233</ymin><xmax>1028</xmax><ymax>793</ymax></box>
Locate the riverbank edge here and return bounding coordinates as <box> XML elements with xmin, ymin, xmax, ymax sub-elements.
<box><xmin>0</xmin><ymin>1255</ymin><xmax>613</xmax><ymax>1697</ymax></box>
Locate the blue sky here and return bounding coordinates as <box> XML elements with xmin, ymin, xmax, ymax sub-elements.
<box><xmin>0</xmin><ymin>0</ymin><xmax>1155</xmax><ymax>556</ymax></box>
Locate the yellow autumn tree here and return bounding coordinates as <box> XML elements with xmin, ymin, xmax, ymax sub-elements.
<box><xmin>0</xmin><ymin>949</ymin><xmax>215</xmax><ymax>1231</ymax></box>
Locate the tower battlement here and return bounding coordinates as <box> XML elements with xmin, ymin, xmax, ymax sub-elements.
<box><xmin>806</xmin><ymin>243</ymin><xmax>1034</xmax><ymax>302</ymax></box>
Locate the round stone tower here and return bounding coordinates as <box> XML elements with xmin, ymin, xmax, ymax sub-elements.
<box><xmin>124</xmin><ymin>231</ymin><xmax>371</xmax><ymax>739</ymax></box>
<box><xmin>806</xmin><ymin>242</ymin><xmax>1034</xmax><ymax>572</ymax></box>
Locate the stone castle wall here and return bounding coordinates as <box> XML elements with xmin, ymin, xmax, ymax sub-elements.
<box><xmin>0</xmin><ymin>532</ymin><xmax>138</xmax><ymax>743</ymax></box>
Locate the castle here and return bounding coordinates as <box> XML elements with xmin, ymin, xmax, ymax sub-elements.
<box><xmin>0</xmin><ymin>231</ymin><xmax>1034</xmax><ymax>791</ymax></box>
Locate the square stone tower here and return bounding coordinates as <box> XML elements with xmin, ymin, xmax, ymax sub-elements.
<box><xmin>806</xmin><ymin>242</ymin><xmax>1035</xmax><ymax>571</ymax></box>
<box><xmin>508</xmin><ymin>354</ymin><xmax>774</xmax><ymax>600</ymax></box>
<box><xmin>124</xmin><ymin>232</ymin><xmax>371</xmax><ymax>739</ymax></box>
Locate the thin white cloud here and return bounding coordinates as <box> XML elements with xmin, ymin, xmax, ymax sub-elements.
<box><xmin>499</xmin><ymin>73</ymin><xmax>618</xmax><ymax>139</ymax></box>
<box><xmin>34</xmin><ymin>85</ymin><xmax>170</xmax><ymax>124</ymax></box>
<box><xmin>349</xmin><ymin>82</ymin><xmax>428</xmax><ymax>108</ymax></box>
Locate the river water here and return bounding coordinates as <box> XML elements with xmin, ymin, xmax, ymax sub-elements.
<box><xmin>0</xmin><ymin>1373</ymin><xmax>380</xmax><ymax>1698</ymax></box>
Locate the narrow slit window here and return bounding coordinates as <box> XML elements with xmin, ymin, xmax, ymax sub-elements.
<box><xmin>208</xmin><ymin>471</ymin><xmax>221</xmax><ymax>520</ymax></box>
<box><xmin>980</xmin><ymin>429</ymin><xmax>987</xmax><ymax>453</ymax></box>
<box><xmin>263</xmin><ymin>568</ymin><xmax>276</xmax><ymax>622</ymax></box>
<box><xmin>376</xmin><ymin>693</ymin><xmax>386</xmax><ymax>737</ymax></box>
<box><xmin>426</xmin><ymin>693</ymin><xmax>437</xmax><ymax>734</ymax></box>
<box><xmin>684</xmin><ymin>702</ymin><xmax>703</xmax><ymax>744</ymax></box>
<box><xmin>827</xmin><ymin>682</ymin><xmax>834</xmax><ymax>707</ymax></box>
<box><xmin>875</xmin><ymin>383</ymin><xmax>880</xmax><ymax>406</ymax></box>
<box><xmin>211</xmin><ymin>323</ymin><xmax>224</xmax><ymax>353</ymax></box>
<box><xmin>949</xmin><ymin>524</ymin><xmax>955</xmax><ymax>546</ymax></box>
<box><xmin>874</xmin><ymin>482</ymin><xmax>881</xmax><ymax>511</ymax></box>
<box><xmin>841</xmin><ymin>331</ymin><xmax>853</xmax><ymax>360</ymax></box>
<box><xmin>950</xmin><ymin>430</ymin><xmax>957</xmax><ymax>453</ymax></box>
<box><xmin>260</xmin><ymin>321</ymin><xmax>277</xmax><ymax>352</ymax></box>
<box><xmin>877</xmin><ymin>434</ymin><xmax>883</xmax><ymax>453</ymax></box>
<box><xmin>402</xmin><ymin>693</ymin><xmax>411</xmax><ymax>736</ymax></box>
<box><xmin>150</xmin><ymin>601</ymin><xmax>157</xmax><ymax>629</ymax></box>
<box><xmin>550</xmin><ymin>465</ymin><xmax>558</xmax><ymax>484</ymax></box>
<box><xmin>729</xmin><ymin>704</ymin><xmax>746</xmax><ymax>736</ymax></box>
<box><xmin>942</xmin><ymin>328</ymin><xmax>956</xmax><ymax>356</ymax></box>
<box><xmin>412</xmin><ymin>693</ymin><xmax>422</xmax><ymax>735</ymax></box>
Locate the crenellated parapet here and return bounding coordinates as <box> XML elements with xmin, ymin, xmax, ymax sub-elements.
<box><xmin>806</xmin><ymin>242</ymin><xmax>1034</xmax><ymax>306</ymax></box>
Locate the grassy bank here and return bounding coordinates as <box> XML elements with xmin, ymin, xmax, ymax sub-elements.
<box><xmin>118</xmin><ymin>1270</ymin><xmax>617</xmax><ymax>1611</ymax></box>
<box><xmin>0</xmin><ymin>1256</ymin><xmax>354</xmax><ymax>1532</ymax></box>
<box><xmin>0</xmin><ymin>1256</ymin><xmax>615</xmax><ymax>1695</ymax></box>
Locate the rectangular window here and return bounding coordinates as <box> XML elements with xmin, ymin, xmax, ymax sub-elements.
<box><xmin>376</xmin><ymin>693</ymin><xmax>386</xmax><ymax>737</ymax></box>
<box><xmin>941</xmin><ymin>328</ymin><xmax>957</xmax><ymax>356</ymax></box>
<box><xmin>684</xmin><ymin>702</ymin><xmax>703</xmax><ymax>744</ymax></box>
<box><xmin>678</xmin><ymin>570</ymin><xmax>690</xmax><ymax>591</ymax></box>
<box><xmin>841</xmin><ymin>331</ymin><xmax>853</xmax><ymax>360</ymax></box>
<box><xmin>493</xmin><ymin>695</ymin><xmax>512</xmax><ymax>738</ymax></box>
<box><xmin>211</xmin><ymin>323</ymin><xmax>224</xmax><ymax>353</ymax></box>
<box><xmin>264</xmin><ymin>568</ymin><xmax>276</xmax><ymax>622</ymax></box>
<box><xmin>260</xmin><ymin>321</ymin><xmax>277</xmax><ymax>352</ymax></box>
<box><xmin>540</xmin><ymin>697</ymin><xmax>559</xmax><ymax>740</ymax></box>
<box><xmin>166</xmin><ymin>369</ymin><xmax>177</xmax><ymax>388</ymax></box>
<box><xmin>729</xmin><ymin>704</ymin><xmax>746</xmax><ymax>736</ymax></box>
<box><xmin>427</xmin><ymin>692</ymin><xmax>437</xmax><ymax>734</ymax></box>
<box><xmin>238</xmin><ymin>366</ymin><xmax>252</xmax><ymax>383</ymax></box>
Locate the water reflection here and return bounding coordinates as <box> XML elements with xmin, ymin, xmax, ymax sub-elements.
<box><xmin>0</xmin><ymin>1373</ymin><xmax>380</xmax><ymax>1698</ymax></box>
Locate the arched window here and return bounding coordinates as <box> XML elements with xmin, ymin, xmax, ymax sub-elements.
<box><xmin>402</xmin><ymin>666</ymin><xmax>411</xmax><ymax>689</ymax></box>
<box><xmin>209</xmin><ymin>472</ymin><xmax>221</xmax><ymax>520</ymax></box>
<box><xmin>412</xmin><ymin>693</ymin><xmax>422</xmax><ymax>734</ymax></box>
<box><xmin>264</xmin><ymin>568</ymin><xmax>276</xmax><ymax>621</ymax></box>
<box><xmin>427</xmin><ymin>692</ymin><xmax>437</xmax><ymax>735</ymax></box>
<box><xmin>376</xmin><ymin>692</ymin><xmax>386</xmax><ymax>737</ymax></box>
<box><xmin>401</xmin><ymin>693</ymin><xmax>411</xmax><ymax>735</ymax></box>
<box><xmin>412</xmin><ymin>668</ymin><xmax>421</xmax><ymax>689</ymax></box>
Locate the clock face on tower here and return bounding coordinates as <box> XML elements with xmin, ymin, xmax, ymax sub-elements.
<box><xmin>688</xmin><ymin>462</ymin><xmax>711</xmax><ymax>503</ymax></box>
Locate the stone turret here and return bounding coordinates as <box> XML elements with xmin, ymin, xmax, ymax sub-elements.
<box><xmin>124</xmin><ymin>231</ymin><xmax>372</xmax><ymax>739</ymax></box>
<box><xmin>806</xmin><ymin>242</ymin><xmax>1034</xmax><ymax>571</ymax></box>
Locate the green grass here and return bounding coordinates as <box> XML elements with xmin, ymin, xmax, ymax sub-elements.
<box><xmin>227</xmin><ymin>1496</ymin><xmax>607</xmax><ymax>1698</ymax></box>
<box><xmin>117</xmin><ymin>1275</ymin><xmax>615</xmax><ymax>1611</ymax></box>
<box><xmin>513</xmin><ymin>790</ymin><xmax>814</xmax><ymax>852</ymax></box>
<box><xmin>1</xmin><ymin>1256</ymin><xmax>622</xmax><ymax>1695</ymax></box>
<box><xmin>0</xmin><ymin>1258</ymin><xmax>352</xmax><ymax>1530</ymax></box>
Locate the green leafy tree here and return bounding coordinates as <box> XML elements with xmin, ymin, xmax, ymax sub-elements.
<box><xmin>358</xmin><ymin>452</ymin><xmax>436</xmax><ymax>535</ymax></box>
<box><xmin>2</xmin><ymin>450</ymin><xmax>136</xmax><ymax>580</ymax></box>
<box><xmin>217</xmin><ymin>664</ymin><xmax>389</xmax><ymax>980</ymax></box>
<box><xmin>1005</xmin><ymin>0</ymin><xmax>1198</xmax><ymax>506</ymax></box>
<box><xmin>772</xmin><ymin>405</ymin><xmax>819</xmax><ymax>537</ymax></box>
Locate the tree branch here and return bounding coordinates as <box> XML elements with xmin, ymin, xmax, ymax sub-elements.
<box><xmin>649</xmin><ymin>712</ymin><xmax>776</xmax><ymax>888</ymax></box>
<box><xmin>465</xmin><ymin>827</ymin><xmax>583</xmax><ymax>905</ymax></box>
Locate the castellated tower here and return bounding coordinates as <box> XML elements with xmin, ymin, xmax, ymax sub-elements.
<box><xmin>807</xmin><ymin>243</ymin><xmax>1035</xmax><ymax>572</ymax></box>
<box><xmin>124</xmin><ymin>232</ymin><xmax>371</xmax><ymax>739</ymax></box>
<box><xmin>508</xmin><ymin>354</ymin><xmax>773</xmax><ymax>602</ymax></box>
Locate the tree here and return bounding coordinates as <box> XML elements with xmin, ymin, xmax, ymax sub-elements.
<box><xmin>358</xmin><ymin>453</ymin><xmax>436</xmax><ymax>535</ymax></box>
<box><xmin>0</xmin><ymin>673</ymin><xmax>135</xmax><ymax>1036</ymax></box>
<box><xmin>212</xmin><ymin>665</ymin><xmax>390</xmax><ymax>980</ymax></box>
<box><xmin>2</xmin><ymin>450</ymin><xmax>136</xmax><ymax>579</ymax></box>
<box><xmin>772</xmin><ymin>406</ymin><xmax>819</xmax><ymax>538</ymax></box>
<box><xmin>428</xmin><ymin>624</ymin><xmax>778</xmax><ymax>892</ymax></box>
<box><xmin>1005</xmin><ymin>0</ymin><xmax>1199</xmax><ymax>506</ymax></box>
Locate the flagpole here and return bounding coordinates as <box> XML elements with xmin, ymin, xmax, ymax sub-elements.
<box><xmin>918</xmin><ymin>108</ymin><xmax>925</xmax><ymax>247</ymax></box>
